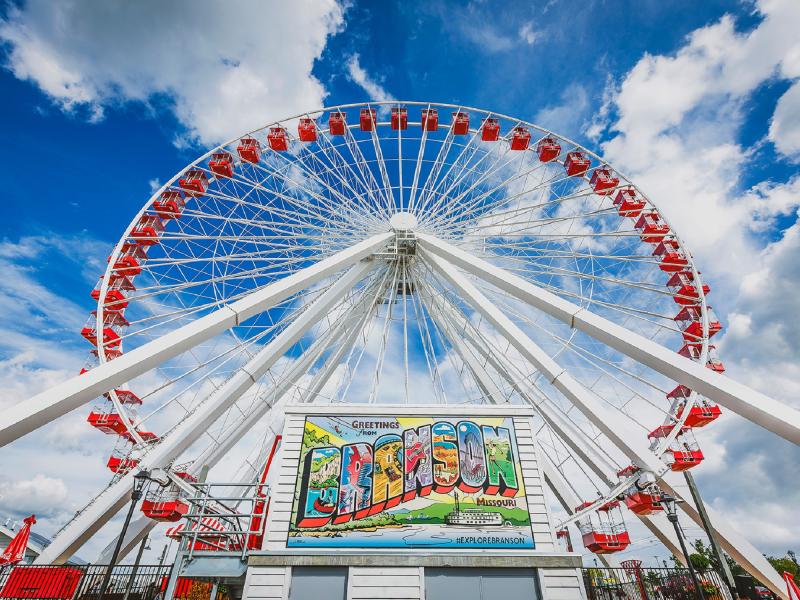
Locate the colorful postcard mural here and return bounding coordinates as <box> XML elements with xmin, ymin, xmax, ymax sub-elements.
<box><xmin>288</xmin><ymin>415</ymin><xmax>535</xmax><ymax>549</ymax></box>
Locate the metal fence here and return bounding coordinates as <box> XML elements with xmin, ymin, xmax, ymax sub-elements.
<box><xmin>0</xmin><ymin>564</ymin><xmax>176</xmax><ymax>600</ymax></box>
<box><xmin>583</xmin><ymin>567</ymin><xmax>735</xmax><ymax>600</ymax></box>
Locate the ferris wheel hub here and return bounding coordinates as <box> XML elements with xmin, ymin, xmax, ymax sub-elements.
<box><xmin>389</xmin><ymin>211</ymin><xmax>418</xmax><ymax>232</ymax></box>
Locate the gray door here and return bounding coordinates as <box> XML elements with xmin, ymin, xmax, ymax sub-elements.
<box><xmin>425</xmin><ymin>567</ymin><xmax>540</xmax><ymax>600</ymax></box>
<box><xmin>289</xmin><ymin>566</ymin><xmax>348</xmax><ymax>600</ymax></box>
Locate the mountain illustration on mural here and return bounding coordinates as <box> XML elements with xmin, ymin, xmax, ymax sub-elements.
<box><xmin>287</xmin><ymin>415</ymin><xmax>535</xmax><ymax>549</ymax></box>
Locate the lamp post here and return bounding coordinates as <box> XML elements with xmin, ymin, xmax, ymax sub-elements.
<box><xmin>662</xmin><ymin>493</ymin><xmax>705</xmax><ymax>600</ymax></box>
<box><xmin>97</xmin><ymin>470</ymin><xmax>151</xmax><ymax>600</ymax></box>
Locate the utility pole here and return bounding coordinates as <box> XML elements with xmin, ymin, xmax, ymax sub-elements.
<box><xmin>684</xmin><ymin>472</ymin><xmax>738</xmax><ymax>597</ymax></box>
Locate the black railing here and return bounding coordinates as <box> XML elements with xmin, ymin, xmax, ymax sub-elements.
<box><xmin>583</xmin><ymin>567</ymin><xmax>734</xmax><ymax>600</ymax></box>
<box><xmin>0</xmin><ymin>565</ymin><xmax>173</xmax><ymax>600</ymax></box>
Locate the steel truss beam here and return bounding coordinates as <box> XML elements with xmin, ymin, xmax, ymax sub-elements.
<box><xmin>417</xmin><ymin>234</ymin><xmax>800</xmax><ymax>445</ymax></box>
<box><xmin>36</xmin><ymin>260</ymin><xmax>376</xmax><ymax>564</ymax></box>
<box><xmin>0</xmin><ymin>232</ymin><xmax>393</xmax><ymax>448</ymax></box>
<box><xmin>421</xmin><ymin>246</ymin><xmax>787</xmax><ymax>598</ymax></box>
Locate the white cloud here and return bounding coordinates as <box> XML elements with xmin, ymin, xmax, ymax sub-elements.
<box><xmin>518</xmin><ymin>22</ymin><xmax>539</xmax><ymax>45</ymax></box>
<box><xmin>0</xmin><ymin>0</ymin><xmax>345</xmax><ymax>146</ymax></box>
<box><xmin>0</xmin><ymin>475</ymin><xmax>69</xmax><ymax>519</ymax></box>
<box><xmin>769</xmin><ymin>80</ymin><xmax>800</xmax><ymax>160</ymax></box>
<box><xmin>346</xmin><ymin>54</ymin><xmax>396</xmax><ymax>104</ymax></box>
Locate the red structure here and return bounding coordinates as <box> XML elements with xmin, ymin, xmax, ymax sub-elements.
<box><xmin>675</xmin><ymin>399</ymin><xmax>722</xmax><ymax>427</ymax></box>
<box><xmin>90</xmin><ymin>275</ymin><xmax>134</xmax><ymax>310</ymax></box>
<box><xmin>590</xmin><ymin>167</ymin><xmax>619</xmax><ymax>195</ymax></box>
<box><xmin>613</xmin><ymin>188</ymin><xmax>646</xmax><ymax>218</ymax></box>
<box><xmin>329</xmin><ymin>112</ymin><xmax>346</xmax><ymax>135</ymax></box>
<box><xmin>421</xmin><ymin>108</ymin><xmax>438</xmax><ymax>132</ymax></box>
<box><xmin>635</xmin><ymin>211</ymin><xmax>670</xmax><ymax>243</ymax></box>
<box><xmin>131</xmin><ymin>215</ymin><xmax>165</xmax><ymax>246</ymax></box>
<box><xmin>575</xmin><ymin>500</ymin><xmax>630</xmax><ymax>554</ymax></box>
<box><xmin>667</xmin><ymin>271</ymin><xmax>711</xmax><ymax>305</ymax></box>
<box><xmin>80</xmin><ymin>311</ymin><xmax>128</xmax><ymax>349</ymax></box>
<box><xmin>141</xmin><ymin>470</ymin><xmax>197</xmax><ymax>522</ymax></box>
<box><xmin>208</xmin><ymin>151</ymin><xmax>234</xmax><ymax>179</ymax></box>
<box><xmin>360</xmin><ymin>108</ymin><xmax>377</xmax><ymax>131</ymax></box>
<box><xmin>481</xmin><ymin>117</ymin><xmax>499</xmax><ymax>141</ymax></box>
<box><xmin>110</xmin><ymin>243</ymin><xmax>147</xmax><ymax>277</ymax></box>
<box><xmin>391</xmin><ymin>107</ymin><xmax>408</xmax><ymax>130</ymax></box>
<box><xmin>178</xmin><ymin>169</ymin><xmax>208</xmax><ymax>197</ymax></box>
<box><xmin>153</xmin><ymin>190</ymin><xmax>186</xmax><ymax>220</ymax></box>
<box><xmin>648</xmin><ymin>425</ymin><xmax>704</xmax><ymax>471</ymax></box>
<box><xmin>653</xmin><ymin>238</ymin><xmax>689</xmax><ymax>272</ymax></box>
<box><xmin>298</xmin><ymin>118</ymin><xmax>317</xmax><ymax>142</ymax></box>
<box><xmin>107</xmin><ymin>444</ymin><xmax>139</xmax><ymax>473</ymax></box>
<box><xmin>0</xmin><ymin>566</ymin><xmax>83</xmax><ymax>599</ymax></box>
<box><xmin>237</xmin><ymin>137</ymin><xmax>261</xmax><ymax>164</ymax></box>
<box><xmin>87</xmin><ymin>401</ymin><xmax>134</xmax><ymax>436</ymax></box>
<box><xmin>564</xmin><ymin>151</ymin><xmax>591</xmax><ymax>177</ymax></box>
<box><xmin>510</xmin><ymin>126</ymin><xmax>531</xmax><ymax>150</ymax></box>
<box><xmin>536</xmin><ymin>136</ymin><xmax>560</xmax><ymax>162</ymax></box>
<box><xmin>451</xmin><ymin>111</ymin><xmax>470</xmax><ymax>135</ymax></box>
<box><xmin>674</xmin><ymin>305</ymin><xmax>722</xmax><ymax>340</ymax></box>
<box><xmin>267</xmin><ymin>127</ymin><xmax>289</xmax><ymax>151</ymax></box>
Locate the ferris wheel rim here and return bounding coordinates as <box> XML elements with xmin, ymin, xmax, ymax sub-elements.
<box><xmin>87</xmin><ymin>100</ymin><xmax>717</xmax><ymax>522</ymax></box>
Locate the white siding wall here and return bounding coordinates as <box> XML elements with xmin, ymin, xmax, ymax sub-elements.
<box><xmin>243</xmin><ymin>566</ymin><xmax>289</xmax><ymax>600</ymax></box>
<box><xmin>513</xmin><ymin>415</ymin><xmax>556</xmax><ymax>552</ymax></box>
<box><xmin>348</xmin><ymin>567</ymin><xmax>423</xmax><ymax>600</ymax></box>
<box><xmin>539</xmin><ymin>568</ymin><xmax>586</xmax><ymax>600</ymax></box>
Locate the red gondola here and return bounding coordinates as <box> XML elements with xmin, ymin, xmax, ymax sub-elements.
<box><xmin>666</xmin><ymin>384</ymin><xmax>692</xmax><ymax>401</ymax></box>
<box><xmin>141</xmin><ymin>470</ymin><xmax>197</xmax><ymax>522</ymax></box>
<box><xmin>536</xmin><ymin>136</ymin><xmax>561</xmax><ymax>162</ymax></box>
<box><xmin>667</xmin><ymin>271</ymin><xmax>711</xmax><ymax>305</ymax></box>
<box><xmin>510</xmin><ymin>126</ymin><xmax>531</xmax><ymax>150</ymax></box>
<box><xmin>131</xmin><ymin>215</ymin><xmax>165</xmax><ymax>246</ymax></box>
<box><xmin>674</xmin><ymin>305</ymin><xmax>722</xmax><ymax>341</ymax></box>
<box><xmin>481</xmin><ymin>117</ymin><xmax>499</xmax><ymax>141</ymax></box>
<box><xmin>107</xmin><ymin>448</ymin><xmax>139</xmax><ymax>474</ymax></box>
<box><xmin>613</xmin><ymin>188</ymin><xmax>646</xmax><ymax>218</ymax></box>
<box><xmin>87</xmin><ymin>401</ymin><xmax>135</xmax><ymax>436</ymax></box>
<box><xmin>648</xmin><ymin>425</ymin><xmax>704</xmax><ymax>471</ymax></box>
<box><xmin>625</xmin><ymin>491</ymin><xmax>664</xmax><ymax>515</ymax></box>
<box><xmin>360</xmin><ymin>108</ymin><xmax>377</xmax><ymax>131</ymax></box>
<box><xmin>391</xmin><ymin>107</ymin><xmax>408</xmax><ymax>130</ymax></box>
<box><xmin>675</xmin><ymin>399</ymin><xmax>722</xmax><ymax>427</ymax></box>
<box><xmin>208</xmin><ymin>151</ymin><xmax>234</xmax><ymax>179</ymax></box>
<box><xmin>590</xmin><ymin>167</ymin><xmax>619</xmax><ymax>195</ymax></box>
<box><xmin>91</xmin><ymin>274</ymin><xmax>134</xmax><ymax>310</ymax></box>
<box><xmin>575</xmin><ymin>500</ymin><xmax>630</xmax><ymax>554</ymax></box>
<box><xmin>653</xmin><ymin>238</ymin><xmax>688</xmax><ymax>272</ymax></box>
<box><xmin>329</xmin><ymin>112</ymin><xmax>346</xmax><ymax>135</ymax></box>
<box><xmin>267</xmin><ymin>127</ymin><xmax>289</xmax><ymax>151</ymax></box>
<box><xmin>110</xmin><ymin>242</ymin><xmax>148</xmax><ymax>277</ymax></box>
<box><xmin>634</xmin><ymin>211</ymin><xmax>670</xmax><ymax>243</ymax></box>
<box><xmin>80</xmin><ymin>311</ymin><xmax>128</xmax><ymax>349</ymax></box>
<box><xmin>178</xmin><ymin>169</ymin><xmax>208</xmax><ymax>197</ymax></box>
<box><xmin>421</xmin><ymin>108</ymin><xmax>438</xmax><ymax>132</ymax></box>
<box><xmin>565</xmin><ymin>151</ymin><xmax>591</xmax><ymax>177</ymax></box>
<box><xmin>451</xmin><ymin>111</ymin><xmax>470</xmax><ymax>135</ymax></box>
<box><xmin>237</xmin><ymin>137</ymin><xmax>261</xmax><ymax>164</ymax></box>
<box><xmin>153</xmin><ymin>190</ymin><xmax>186</xmax><ymax>220</ymax></box>
<box><xmin>104</xmin><ymin>388</ymin><xmax>142</xmax><ymax>405</ymax></box>
<box><xmin>298</xmin><ymin>118</ymin><xmax>317</xmax><ymax>142</ymax></box>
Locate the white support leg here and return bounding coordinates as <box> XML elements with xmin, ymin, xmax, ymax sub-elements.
<box><xmin>0</xmin><ymin>232</ymin><xmax>393</xmax><ymax>448</ymax></box>
<box><xmin>35</xmin><ymin>259</ymin><xmax>376</xmax><ymax>564</ymax></box>
<box><xmin>417</xmin><ymin>234</ymin><xmax>800</xmax><ymax>445</ymax></box>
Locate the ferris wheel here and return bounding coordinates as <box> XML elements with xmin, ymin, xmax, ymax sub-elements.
<box><xmin>1</xmin><ymin>101</ymin><xmax>798</xmax><ymax>594</ymax></box>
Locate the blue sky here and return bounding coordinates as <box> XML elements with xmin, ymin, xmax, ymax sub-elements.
<box><xmin>0</xmin><ymin>0</ymin><xmax>799</xmax><ymax>564</ymax></box>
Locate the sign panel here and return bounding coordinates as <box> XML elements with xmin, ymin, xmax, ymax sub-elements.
<box><xmin>288</xmin><ymin>415</ymin><xmax>535</xmax><ymax>549</ymax></box>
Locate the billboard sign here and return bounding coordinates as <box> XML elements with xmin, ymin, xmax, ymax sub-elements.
<box><xmin>288</xmin><ymin>415</ymin><xmax>534</xmax><ymax>549</ymax></box>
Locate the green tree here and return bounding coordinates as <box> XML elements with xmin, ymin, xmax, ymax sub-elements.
<box><xmin>766</xmin><ymin>556</ymin><xmax>798</xmax><ymax>580</ymax></box>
